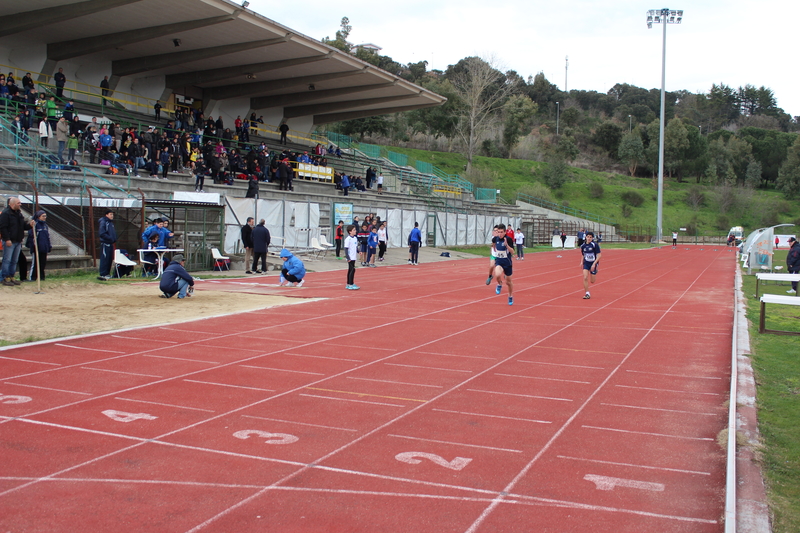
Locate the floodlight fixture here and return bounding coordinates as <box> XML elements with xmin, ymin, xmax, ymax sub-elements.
<box><xmin>646</xmin><ymin>7</ymin><xmax>684</xmax><ymax>242</ymax></box>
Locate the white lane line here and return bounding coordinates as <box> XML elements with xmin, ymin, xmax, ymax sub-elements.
<box><xmin>582</xmin><ymin>425</ymin><xmax>714</xmax><ymax>441</ymax></box>
<box><xmin>114</xmin><ymin>397</ymin><xmax>215</xmax><ymax>413</ymax></box>
<box><xmin>298</xmin><ymin>393</ymin><xmax>405</xmax><ymax>408</ymax></box>
<box><xmin>557</xmin><ymin>455</ymin><xmax>711</xmax><ymax>475</ymax></box>
<box><xmin>585</xmin><ymin>474</ymin><xmax>665</xmax><ymax>492</ymax></box>
<box><xmin>142</xmin><ymin>354</ymin><xmax>219</xmax><ymax>364</ymax></box>
<box><xmin>182</xmin><ymin>380</ymin><xmax>275</xmax><ymax>392</ymax></box>
<box><xmin>240</xmin><ymin>365</ymin><xmax>325</xmax><ymax>376</ymax></box>
<box><xmin>81</xmin><ymin>367</ymin><xmax>163</xmax><ymax>378</ymax></box>
<box><xmin>2</xmin><ymin>382</ymin><xmax>92</xmax><ymax>396</ymax></box>
<box><xmin>6</xmin><ymin>476</ymin><xmax>266</xmax><ymax>490</ymax></box>
<box><xmin>495</xmin><ymin>373</ymin><xmax>590</xmax><ymax>385</ymax></box>
<box><xmin>347</xmin><ymin>377</ymin><xmax>443</xmax><ymax>388</ymax></box>
<box><xmin>625</xmin><ymin>369</ymin><xmax>723</xmax><ymax>380</ymax></box>
<box><xmin>433</xmin><ymin>409</ymin><xmax>551</xmax><ymax>425</ymax></box>
<box><xmin>416</xmin><ymin>351</ymin><xmax>496</xmax><ymax>361</ymax></box>
<box><xmin>54</xmin><ymin>343</ymin><xmax>126</xmax><ymax>354</ymax></box>
<box><xmin>0</xmin><ymin>356</ymin><xmax>60</xmax><ymax>366</ymax></box>
<box><xmin>467</xmin><ymin>389</ymin><xmax>572</xmax><ymax>402</ymax></box>
<box><xmin>601</xmin><ymin>402</ymin><xmax>719</xmax><ymax>416</ymax></box>
<box><xmin>241</xmin><ymin>414</ymin><xmax>357</xmax><ymax>432</ymax></box>
<box><xmin>111</xmin><ymin>335</ymin><xmax>178</xmax><ymax>344</ymax></box>
<box><xmin>285</xmin><ymin>353</ymin><xmax>362</xmax><ymax>363</ymax></box>
<box><xmin>615</xmin><ymin>384</ymin><xmax>722</xmax><ymax>396</ymax></box>
<box><xmin>518</xmin><ymin>360</ymin><xmax>605</xmax><ymax>370</ymax></box>
<box><xmin>324</xmin><ymin>343</ymin><xmax>395</xmax><ymax>352</ymax></box>
<box><xmin>385</xmin><ymin>363</ymin><xmax>472</xmax><ymax>373</ymax></box>
<box><xmin>388</xmin><ymin>434</ymin><xmax>522</xmax><ymax>453</ymax></box>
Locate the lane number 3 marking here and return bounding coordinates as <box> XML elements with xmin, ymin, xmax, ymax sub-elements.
<box><xmin>395</xmin><ymin>452</ymin><xmax>472</xmax><ymax>471</ymax></box>
<box><xmin>233</xmin><ymin>430</ymin><xmax>299</xmax><ymax>445</ymax></box>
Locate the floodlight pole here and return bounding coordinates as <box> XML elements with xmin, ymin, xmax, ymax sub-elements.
<box><xmin>556</xmin><ymin>101</ymin><xmax>560</xmax><ymax>135</ymax></box>
<box><xmin>628</xmin><ymin>114</ymin><xmax>632</xmax><ymax>133</ymax></box>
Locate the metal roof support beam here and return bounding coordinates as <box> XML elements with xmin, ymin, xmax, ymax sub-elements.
<box><xmin>164</xmin><ymin>53</ymin><xmax>331</xmax><ymax>88</ymax></box>
<box><xmin>204</xmin><ymin>68</ymin><xmax>367</xmax><ymax>100</ymax></box>
<box><xmin>313</xmin><ymin>102</ymin><xmax>444</xmax><ymax>125</ymax></box>
<box><xmin>250</xmin><ymin>83</ymin><xmax>393</xmax><ymax>109</ymax></box>
<box><xmin>284</xmin><ymin>94</ymin><xmax>420</xmax><ymax>119</ymax></box>
<box><xmin>0</xmin><ymin>0</ymin><xmax>143</xmax><ymax>38</ymax></box>
<box><xmin>112</xmin><ymin>37</ymin><xmax>289</xmax><ymax>78</ymax></box>
<box><xmin>47</xmin><ymin>15</ymin><xmax>239</xmax><ymax>62</ymax></box>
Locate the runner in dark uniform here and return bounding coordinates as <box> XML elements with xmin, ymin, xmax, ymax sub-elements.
<box><xmin>580</xmin><ymin>231</ymin><xmax>601</xmax><ymax>299</ymax></box>
<box><xmin>491</xmin><ymin>224</ymin><xmax>515</xmax><ymax>306</ymax></box>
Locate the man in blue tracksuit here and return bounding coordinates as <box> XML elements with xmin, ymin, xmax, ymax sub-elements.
<box><xmin>159</xmin><ymin>254</ymin><xmax>194</xmax><ymax>298</ymax></box>
<box><xmin>408</xmin><ymin>222</ymin><xmax>422</xmax><ymax>265</ymax></box>
<box><xmin>98</xmin><ymin>209</ymin><xmax>117</xmax><ymax>281</ymax></box>
<box><xmin>279</xmin><ymin>248</ymin><xmax>306</xmax><ymax>287</ymax></box>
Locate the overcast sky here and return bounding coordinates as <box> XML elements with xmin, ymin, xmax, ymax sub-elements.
<box><xmin>249</xmin><ymin>0</ymin><xmax>799</xmax><ymax>117</ymax></box>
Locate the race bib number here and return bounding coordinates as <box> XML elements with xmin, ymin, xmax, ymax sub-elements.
<box><xmin>584</xmin><ymin>252</ymin><xmax>595</xmax><ymax>262</ymax></box>
<box><xmin>494</xmin><ymin>249</ymin><xmax>508</xmax><ymax>259</ymax></box>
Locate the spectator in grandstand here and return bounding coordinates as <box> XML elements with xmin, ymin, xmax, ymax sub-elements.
<box><xmin>22</xmin><ymin>73</ymin><xmax>34</xmax><ymax>91</ymax></box>
<box><xmin>67</xmin><ymin>133</ymin><xmax>78</xmax><ymax>162</ymax></box>
<box><xmin>159</xmin><ymin>254</ymin><xmax>194</xmax><ymax>299</ymax></box>
<box><xmin>100</xmin><ymin>76</ymin><xmax>110</xmax><ymax>104</ymax></box>
<box><xmin>215</xmin><ymin>116</ymin><xmax>223</xmax><ymax>130</ymax></box>
<box><xmin>221</xmin><ymin>128</ymin><xmax>233</xmax><ymax>149</ymax></box>
<box><xmin>251</xmin><ymin>219</ymin><xmax>271</xmax><ymax>274</ymax></box>
<box><xmin>340</xmin><ymin>173</ymin><xmax>350</xmax><ymax>196</ymax></box>
<box><xmin>38</xmin><ymin>118</ymin><xmax>52</xmax><ymax>148</ymax></box>
<box><xmin>69</xmin><ymin>115</ymin><xmax>81</xmax><ymax>137</ymax></box>
<box><xmin>154</xmin><ymin>101</ymin><xmax>162</xmax><ymax>120</ymax></box>
<box><xmin>26</xmin><ymin>210</ymin><xmax>51</xmax><ymax>281</ymax></box>
<box><xmin>45</xmin><ymin>96</ymin><xmax>58</xmax><ymax>130</ymax></box>
<box><xmin>277</xmin><ymin>158</ymin><xmax>293</xmax><ymax>191</ymax></box>
<box><xmin>279</xmin><ymin>248</ymin><xmax>306</xmax><ymax>287</ymax></box>
<box><xmin>279</xmin><ymin>122</ymin><xmax>289</xmax><ymax>145</ymax></box>
<box><xmin>377</xmin><ymin>172</ymin><xmax>383</xmax><ymax>194</ymax></box>
<box><xmin>193</xmin><ymin>157</ymin><xmax>206</xmax><ymax>192</ymax></box>
<box><xmin>241</xmin><ymin>217</ymin><xmax>255</xmax><ymax>274</ymax></box>
<box><xmin>246</xmin><ymin>175</ymin><xmax>259</xmax><ymax>198</ymax></box>
<box><xmin>354</xmin><ymin>176</ymin><xmax>366</xmax><ymax>192</ymax></box>
<box><xmin>97</xmin><ymin>209</ymin><xmax>117</xmax><ymax>281</ymax></box>
<box><xmin>1</xmin><ymin>197</ymin><xmax>26</xmax><ymax>286</ymax></box>
<box><xmin>129</xmin><ymin>138</ymin><xmax>145</xmax><ymax>176</ymax></box>
<box><xmin>11</xmin><ymin>115</ymin><xmax>26</xmax><ymax>145</ymax></box>
<box><xmin>53</xmin><ymin>68</ymin><xmax>66</xmax><ymax>98</ymax></box>
<box><xmin>62</xmin><ymin>99</ymin><xmax>75</xmax><ymax>122</ymax></box>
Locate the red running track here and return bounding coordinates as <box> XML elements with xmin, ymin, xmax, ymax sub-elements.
<box><xmin>0</xmin><ymin>246</ymin><xmax>736</xmax><ymax>532</ymax></box>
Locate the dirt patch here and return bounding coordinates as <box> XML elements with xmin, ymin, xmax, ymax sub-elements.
<box><xmin>0</xmin><ymin>279</ymin><xmax>296</xmax><ymax>345</ymax></box>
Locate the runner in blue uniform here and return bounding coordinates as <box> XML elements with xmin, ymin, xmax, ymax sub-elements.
<box><xmin>491</xmin><ymin>224</ymin><xmax>515</xmax><ymax>305</ymax></box>
<box><xmin>580</xmin><ymin>231</ymin><xmax>601</xmax><ymax>299</ymax></box>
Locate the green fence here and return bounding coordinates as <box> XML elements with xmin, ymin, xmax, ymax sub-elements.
<box><xmin>387</xmin><ymin>151</ymin><xmax>408</xmax><ymax>167</ymax></box>
<box><xmin>475</xmin><ymin>188</ymin><xmax>497</xmax><ymax>203</ymax></box>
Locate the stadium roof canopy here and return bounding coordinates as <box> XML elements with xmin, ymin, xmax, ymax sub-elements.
<box><xmin>0</xmin><ymin>0</ymin><xmax>446</xmax><ymax>128</ymax></box>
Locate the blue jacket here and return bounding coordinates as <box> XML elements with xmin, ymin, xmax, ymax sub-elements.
<box><xmin>142</xmin><ymin>224</ymin><xmax>160</xmax><ymax>245</ymax></box>
<box><xmin>159</xmin><ymin>260</ymin><xmax>194</xmax><ymax>294</ymax></box>
<box><xmin>252</xmin><ymin>224</ymin><xmax>271</xmax><ymax>253</ymax></box>
<box><xmin>279</xmin><ymin>248</ymin><xmax>305</xmax><ymax>279</ymax></box>
<box><xmin>99</xmin><ymin>215</ymin><xmax>117</xmax><ymax>244</ymax></box>
<box><xmin>368</xmin><ymin>232</ymin><xmax>378</xmax><ymax>248</ymax></box>
<box><xmin>26</xmin><ymin>219</ymin><xmax>52</xmax><ymax>253</ymax></box>
<box><xmin>409</xmin><ymin>227</ymin><xmax>422</xmax><ymax>244</ymax></box>
<box><xmin>340</xmin><ymin>175</ymin><xmax>350</xmax><ymax>188</ymax></box>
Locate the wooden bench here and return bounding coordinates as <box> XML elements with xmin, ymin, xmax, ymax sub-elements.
<box><xmin>755</xmin><ymin>273</ymin><xmax>800</xmax><ymax>298</ymax></box>
<box><xmin>759</xmin><ymin>294</ymin><xmax>800</xmax><ymax>335</ymax></box>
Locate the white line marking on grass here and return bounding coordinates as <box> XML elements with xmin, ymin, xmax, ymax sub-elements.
<box><xmin>55</xmin><ymin>343</ymin><xmax>126</xmax><ymax>354</ymax></box>
<box><xmin>3</xmin><ymin>382</ymin><xmax>92</xmax><ymax>395</ymax></box>
<box><xmin>416</xmin><ymin>351</ymin><xmax>496</xmax><ymax>361</ymax></box>
<box><xmin>111</xmin><ymin>335</ymin><xmax>178</xmax><ymax>344</ymax></box>
<box><xmin>625</xmin><ymin>369</ymin><xmax>723</xmax><ymax>380</ymax></box>
<box><xmin>0</xmin><ymin>356</ymin><xmax>60</xmax><ymax>366</ymax></box>
<box><xmin>299</xmin><ymin>393</ymin><xmax>405</xmax><ymax>408</ymax></box>
<box><xmin>601</xmin><ymin>402</ymin><xmax>719</xmax><ymax>416</ymax></box>
<box><xmin>495</xmin><ymin>373</ymin><xmax>590</xmax><ymax>385</ymax></box>
<box><xmin>557</xmin><ymin>455</ymin><xmax>711</xmax><ymax>475</ymax></box>
<box><xmin>467</xmin><ymin>389</ymin><xmax>572</xmax><ymax>402</ymax></box>
<box><xmin>241</xmin><ymin>414</ymin><xmax>357</xmax><ymax>432</ymax></box>
<box><xmin>433</xmin><ymin>408</ymin><xmax>551</xmax><ymax>425</ymax></box>
<box><xmin>240</xmin><ymin>365</ymin><xmax>325</xmax><ymax>376</ymax></box>
<box><xmin>285</xmin><ymin>353</ymin><xmax>362</xmax><ymax>363</ymax></box>
<box><xmin>347</xmin><ymin>377</ymin><xmax>443</xmax><ymax>388</ymax></box>
<box><xmin>142</xmin><ymin>354</ymin><xmax>219</xmax><ymax>364</ymax></box>
<box><xmin>518</xmin><ymin>360</ymin><xmax>605</xmax><ymax>370</ymax></box>
<box><xmin>582</xmin><ymin>425</ymin><xmax>714</xmax><ymax>441</ymax></box>
<box><xmin>385</xmin><ymin>363</ymin><xmax>472</xmax><ymax>373</ymax></box>
<box><xmin>81</xmin><ymin>367</ymin><xmax>163</xmax><ymax>378</ymax></box>
<box><xmin>114</xmin><ymin>397</ymin><xmax>215</xmax><ymax>413</ymax></box>
<box><xmin>182</xmin><ymin>380</ymin><xmax>275</xmax><ymax>392</ymax></box>
<box><xmin>615</xmin><ymin>384</ymin><xmax>722</xmax><ymax>396</ymax></box>
<box><xmin>388</xmin><ymin>434</ymin><xmax>522</xmax><ymax>453</ymax></box>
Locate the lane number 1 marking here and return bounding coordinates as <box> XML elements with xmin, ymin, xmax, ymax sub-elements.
<box><xmin>101</xmin><ymin>409</ymin><xmax>158</xmax><ymax>423</ymax></box>
<box><xmin>0</xmin><ymin>394</ymin><xmax>32</xmax><ymax>404</ymax></box>
<box><xmin>395</xmin><ymin>452</ymin><xmax>472</xmax><ymax>471</ymax></box>
<box><xmin>233</xmin><ymin>430</ymin><xmax>299</xmax><ymax>445</ymax></box>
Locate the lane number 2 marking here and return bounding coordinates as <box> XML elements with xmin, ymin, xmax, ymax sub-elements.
<box><xmin>395</xmin><ymin>452</ymin><xmax>472</xmax><ymax>471</ymax></box>
<box><xmin>233</xmin><ymin>430</ymin><xmax>299</xmax><ymax>445</ymax></box>
<box><xmin>0</xmin><ymin>394</ymin><xmax>32</xmax><ymax>404</ymax></box>
<box><xmin>101</xmin><ymin>409</ymin><xmax>158</xmax><ymax>423</ymax></box>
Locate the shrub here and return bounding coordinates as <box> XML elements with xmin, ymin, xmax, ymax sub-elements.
<box><xmin>685</xmin><ymin>187</ymin><xmax>706</xmax><ymax>210</ymax></box>
<box><xmin>542</xmin><ymin>159</ymin><xmax>570</xmax><ymax>189</ymax></box>
<box><xmin>588</xmin><ymin>182</ymin><xmax>604</xmax><ymax>198</ymax></box>
<box><xmin>716</xmin><ymin>214</ymin><xmax>730</xmax><ymax>231</ymax></box>
<box><xmin>621</xmin><ymin>204</ymin><xmax>633</xmax><ymax>218</ymax></box>
<box><xmin>518</xmin><ymin>182</ymin><xmax>554</xmax><ymax>203</ymax></box>
<box><xmin>621</xmin><ymin>190</ymin><xmax>645</xmax><ymax>207</ymax></box>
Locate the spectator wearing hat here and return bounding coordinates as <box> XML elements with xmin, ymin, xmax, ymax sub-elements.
<box><xmin>787</xmin><ymin>236</ymin><xmax>800</xmax><ymax>294</ymax></box>
<box><xmin>159</xmin><ymin>254</ymin><xmax>194</xmax><ymax>299</ymax></box>
<box><xmin>26</xmin><ymin>210</ymin><xmax>51</xmax><ymax>281</ymax></box>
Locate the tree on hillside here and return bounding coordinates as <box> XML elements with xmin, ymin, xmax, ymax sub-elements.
<box><xmin>527</xmin><ymin>72</ymin><xmax>559</xmax><ymax>108</ymax></box>
<box><xmin>502</xmin><ymin>95</ymin><xmax>538</xmax><ymax>155</ymax></box>
<box><xmin>448</xmin><ymin>56</ymin><xmax>517</xmax><ymax>172</ymax></box>
<box><xmin>405</xmin><ymin>77</ymin><xmax>460</xmax><ymax>139</ymax></box>
<box><xmin>322</xmin><ymin>17</ymin><xmax>352</xmax><ymax>52</ymax></box>
<box><xmin>776</xmin><ymin>135</ymin><xmax>800</xmax><ymax>199</ymax></box>
<box><xmin>592</xmin><ymin>122</ymin><xmax>623</xmax><ymax>157</ymax></box>
<box><xmin>618</xmin><ymin>131</ymin><xmax>644</xmax><ymax>176</ymax></box>
<box><xmin>664</xmin><ymin>117</ymin><xmax>689</xmax><ymax>180</ymax></box>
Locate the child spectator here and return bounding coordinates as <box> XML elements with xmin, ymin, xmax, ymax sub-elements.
<box><xmin>367</xmin><ymin>226</ymin><xmax>379</xmax><ymax>267</ymax></box>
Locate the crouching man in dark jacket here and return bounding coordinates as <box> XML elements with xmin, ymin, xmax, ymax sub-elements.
<box><xmin>159</xmin><ymin>254</ymin><xmax>194</xmax><ymax>299</ymax></box>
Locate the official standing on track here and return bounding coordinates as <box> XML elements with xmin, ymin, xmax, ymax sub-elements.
<box><xmin>408</xmin><ymin>222</ymin><xmax>422</xmax><ymax>265</ymax></box>
<box><xmin>97</xmin><ymin>208</ymin><xmax>117</xmax><ymax>281</ymax></box>
<box><xmin>580</xmin><ymin>231</ymin><xmax>601</xmax><ymax>299</ymax></box>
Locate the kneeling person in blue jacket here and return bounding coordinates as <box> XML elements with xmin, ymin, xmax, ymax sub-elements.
<box><xmin>279</xmin><ymin>248</ymin><xmax>306</xmax><ymax>287</ymax></box>
<box><xmin>159</xmin><ymin>254</ymin><xmax>194</xmax><ymax>299</ymax></box>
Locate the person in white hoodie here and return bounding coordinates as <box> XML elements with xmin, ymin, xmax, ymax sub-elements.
<box><xmin>38</xmin><ymin>119</ymin><xmax>52</xmax><ymax>148</ymax></box>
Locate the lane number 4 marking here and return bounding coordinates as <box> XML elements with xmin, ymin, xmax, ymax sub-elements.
<box><xmin>233</xmin><ymin>430</ymin><xmax>299</xmax><ymax>445</ymax></box>
<box><xmin>395</xmin><ymin>452</ymin><xmax>472</xmax><ymax>471</ymax></box>
<box><xmin>101</xmin><ymin>409</ymin><xmax>158</xmax><ymax>423</ymax></box>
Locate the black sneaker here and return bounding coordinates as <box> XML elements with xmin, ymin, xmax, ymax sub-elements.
<box><xmin>245</xmin><ymin>271</ymin><xmax>253</xmax><ymax>274</ymax></box>
<box><xmin>583</xmin><ymin>293</ymin><xmax>591</xmax><ymax>299</ymax></box>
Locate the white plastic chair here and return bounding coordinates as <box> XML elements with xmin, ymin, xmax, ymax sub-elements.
<box><xmin>211</xmin><ymin>248</ymin><xmax>230</xmax><ymax>270</ymax></box>
<box><xmin>114</xmin><ymin>249</ymin><xmax>137</xmax><ymax>278</ymax></box>
<box><xmin>319</xmin><ymin>234</ymin><xmax>336</xmax><ymax>250</ymax></box>
<box><xmin>310</xmin><ymin>237</ymin><xmax>327</xmax><ymax>259</ymax></box>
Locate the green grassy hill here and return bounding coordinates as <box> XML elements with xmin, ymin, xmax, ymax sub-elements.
<box><xmin>383</xmin><ymin>145</ymin><xmax>800</xmax><ymax>235</ymax></box>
